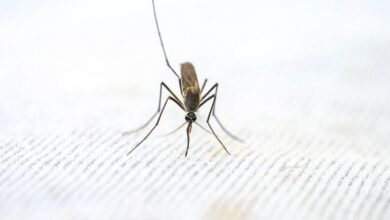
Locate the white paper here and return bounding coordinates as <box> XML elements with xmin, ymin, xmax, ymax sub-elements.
<box><xmin>1</xmin><ymin>0</ymin><xmax>390</xmax><ymax>219</ymax></box>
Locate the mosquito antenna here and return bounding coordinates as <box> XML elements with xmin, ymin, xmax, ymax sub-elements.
<box><xmin>152</xmin><ymin>0</ymin><xmax>180</xmax><ymax>79</ymax></box>
<box><xmin>194</xmin><ymin>122</ymin><xmax>212</xmax><ymax>134</ymax></box>
<box><xmin>163</xmin><ymin>122</ymin><xmax>187</xmax><ymax>136</ymax></box>
<box><xmin>163</xmin><ymin>121</ymin><xmax>213</xmax><ymax>137</ymax></box>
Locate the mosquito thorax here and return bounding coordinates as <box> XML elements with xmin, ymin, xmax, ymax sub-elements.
<box><xmin>185</xmin><ymin>112</ymin><xmax>197</xmax><ymax>122</ymax></box>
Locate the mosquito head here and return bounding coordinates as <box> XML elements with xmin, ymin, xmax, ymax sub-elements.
<box><xmin>185</xmin><ymin>112</ymin><xmax>197</xmax><ymax>122</ymax></box>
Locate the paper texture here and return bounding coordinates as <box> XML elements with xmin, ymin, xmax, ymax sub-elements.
<box><xmin>1</xmin><ymin>0</ymin><xmax>390</xmax><ymax>219</ymax></box>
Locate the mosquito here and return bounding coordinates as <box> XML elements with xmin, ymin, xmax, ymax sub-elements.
<box><xmin>123</xmin><ymin>0</ymin><xmax>242</xmax><ymax>157</ymax></box>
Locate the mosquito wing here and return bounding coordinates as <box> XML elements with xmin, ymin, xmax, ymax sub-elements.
<box><xmin>180</xmin><ymin>62</ymin><xmax>201</xmax><ymax>111</ymax></box>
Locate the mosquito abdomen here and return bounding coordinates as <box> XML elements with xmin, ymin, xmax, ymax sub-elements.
<box><xmin>181</xmin><ymin>62</ymin><xmax>200</xmax><ymax>111</ymax></box>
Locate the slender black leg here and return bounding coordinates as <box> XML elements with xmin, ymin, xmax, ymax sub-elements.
<box><xmin>198</xmin><ymin>95</ymin><xmax>230</xmax><ymax>155</ymax></box>
<box><xmin>213</xmin><ymin>115</ymin><xmax>243</xmax><ymax>142</ymax></box>
<box><xmin>200</xmin><ymin>82</ymin><xmax>217</xmax><ymax>102</ymax></box>
<box><xmin>200</xmin><ymin>83</ymin><xmax>243</xmax><ymax>142</ymax></box>
<box><xmin>127</xmin><ymin>96</ymin><xmax>184</xmax><ymax>155</ymax></box>
<box><xmin>200</xmin><ymin>78</ymin><xmax>208</xmax><ymax>94</ymax></box>
<box><xmin>152</xmin><ymin>0</ymin><xmax>180</xmax><ymax>79</ymax></box>
<box><xmin>178</xmin><ymin>79</ymin><xmax>183</xmax><ymax>95</ymax></box>
<box><xmin>123</xmin><ymin>82</ymin><xmax>183</xmax><ymax>135</ymax></box>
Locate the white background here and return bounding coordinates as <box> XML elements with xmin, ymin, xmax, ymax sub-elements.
<box><xmin>1</xmin><ymin>0</ymin><xmax>390</xmax><ymax>219</ymax></box>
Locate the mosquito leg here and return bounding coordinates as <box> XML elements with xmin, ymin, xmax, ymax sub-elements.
<box><xmin>178</xmin><ymin>79</ymin><xmax>183</xmax><ymax>96</ymax></box>
<box><xmin>200</xmin><ymin>82</ymin><xmax>217</xmax><ymax>102</ymax></box>
<box><xmin>213</xmin><ymin>115</ymin><xmax>243</xmax><ymax>142</ymax></box>
<box><xmin>127</xmin><ymin>96</ymin><xmax>184</xmax><ymax>155</ymax></box>
<box><xmin>200</xmin><ymin>84</ymin><xmax>243</xmax><ymax>142</ymax></box>
<box><xmin>123</xmin><ymin>82</ymin><xmax>183</xmax><ymax>135</ymax></box>
<box><xmin>152</xmin><ymin>0</ymin><xmax>180</xmax><ymax>79</ymax></box>
<box><xmin>160</xmin><ymin>82</ymin><xmax>182</xmax><ymax>107</ymax></box>
<box><xmin>200</xmin><ymin>78</ymin><xmax>208</xmax><ymax>94</ymax></box>
<box><xmin>199</xmin><ymin>95</ymin><xmax>230</xmax><ymax>155</ymax></box>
